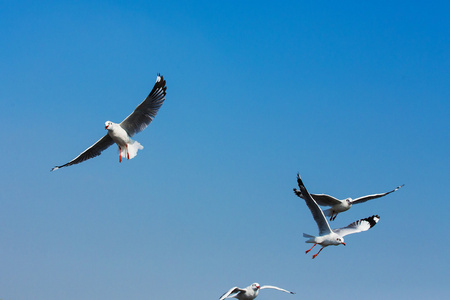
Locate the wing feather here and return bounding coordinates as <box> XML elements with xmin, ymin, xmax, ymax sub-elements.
<box><xmin>310</xmin><ymin>194</ymin><xmax>342</xmax><ymax>206</ymax></box>
<box><xmin>352</xmin><ymin>185</ymin><xmax>404</xmax><ymax>204</ymax></box>
<box><xmin>333</xmin><ymin>215</ymin><xmax>380</xmax><ymax>237</ymax></box>
<box><xmin>51</xmin><ymin>134</ymin><xmax>114</xmax><ymax>171</ymax></box>
<box><xmin>219</xmin><ymin>287</ymin><xmax>245</xmax><ymax>300</ymax></box>
<box><xmin>120</xmin><ymin>74</ymin><xmax>167</xmax><ymax>137</ymax></box>
<box><xmin>294</xmin><ymin>174</ymin><xmax>332</xmax><ymax>236</ymax></box>
<box><xmin>260</xmin><ymin>285</ymin><xmax>295</xmax><ymax>294</ymax></box>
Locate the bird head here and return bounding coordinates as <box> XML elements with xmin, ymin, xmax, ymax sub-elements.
<box><xmin>337</xmin><ymin>237</ymin><xmax>346</xmax><ymax>246</ymax></box>
<box><xmin>345</xmin><ymin>198</ymin><xmax>353</xmax><ymax>206</ymax></box>
<box><xmin>251</xmin><ymin>283</ymin><xmax>260</xmax><ymax>290</ymax></box>
<box><xmin>105</xmin><ymin>121</ymin><xmax>113</xmax><ymax>130</ymax></box>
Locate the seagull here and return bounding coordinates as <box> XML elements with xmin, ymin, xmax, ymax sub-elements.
<box><xmin>219</xmin><ymin>283</ymin><xmax>295</xmax><ymax>300</ymax></box>
<box><xmin>294</xmin><ymin>182</ymin><xmax>403</xmax><ymax>221</ymax></box>
<box><xmin>294</xmin><ymin>174</ymin><xmax>380</xmax><ymax>259</ymax></box>
<box><xmin>51</xmin><ymin>74</ymin><xmax>167</xmax><ymax>171</ymax></box>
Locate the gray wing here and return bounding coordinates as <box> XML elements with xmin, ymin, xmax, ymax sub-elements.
<box><xmin>120</xmin><ymin>74</ymin><xmax>167</xmax><ymax>137</ymax></box>
<box><xmin>51</xmin><ymin>134</ymin><xmax>114</xmax><ymax>171</ymax></box>
<box><xmin>310</xmin><ymin>194</ymin><xmax>342</xmax><ymax>206</ymax></box>
<box><xmin>219</xmin><ymin>287</ymin><xmax>245</xmax><ymax>300</ymax></box>
<box><xmin>294</xmin><ymin>174</ymin><xmax>332</xmax><ymax>236</ymax></box>
<box><xmin>260</xmin><ymin>285</ymin><xmax>295</xmax><ymax>294</ymax></box>
<box><xmin>352</xmin><ymin>185</ymin><xmax>404</xmax><ymax>204</ymax></box>
<box><xmin>293</xmin><ymin>186</ymin><xmax>342</xmax><ymax>206</ymax></box>
<box><xmin>333</xmin><ymin>215</ymin><xmax>380</xmax><ymax>237</ymax></box>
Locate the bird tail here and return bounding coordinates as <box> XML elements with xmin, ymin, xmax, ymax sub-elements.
<box><xmin>303</xmin><ymin>233</ymin><xmax>316</xmax><ymax>243</ymax></box>
<box><xmin>121</xmin><ymin>140</ymin><xmax>144</xmax><ymax>160</ymax></box>
<box><xmin>323</xmin><ymin>208</ymin><xmax>332</xmax><ymax>217</ymax></box>
<box><xmin>303</xmin><ymin>233</ymin><xmax>315</xmax><ymax>243</ymax></box>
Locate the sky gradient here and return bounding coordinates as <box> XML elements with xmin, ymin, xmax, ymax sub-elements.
<box><xmin>1</xmin><ymin>1</ymin><xmax>449</xmax><ymax>299</ymax></box>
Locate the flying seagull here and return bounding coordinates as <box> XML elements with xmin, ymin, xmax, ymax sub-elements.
<box><xmin>219</xmin><ymin>283</ymin><xmax>295</xmax><ymax>300</ymax></box>
<box><xmin>294</xmin><ymin>182</ymin><xmax>403</xmax><ymax>221</ymax></box>
<box><xmin>294</xmin><ymin>174</ymin><xmax>380</xmax><ymax>259</ymax></box>
<box><xmin>51</xmin><ymin>74</ymin><xmax>167</xmax><ymax>171</ymax></box>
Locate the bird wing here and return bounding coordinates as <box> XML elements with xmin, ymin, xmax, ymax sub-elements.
<box><xmin>219</xmin><ymin>287</ymin><xmax>245</xmax><ymax>300</ymax></box>
<box><xmin>293</xmin><ymin>185</ymin><xmax>342</xmax><ymax>206</ymax></box>
<box><xmin>260</xmin><ymin>285</ymin><xmax>295</xmax><ymax>294</ymax></box>
<box><xmin>294</xmin><ymin>174</ymin><xmax>332</xmax><ymax>236</ymax></box>
<box><xmin>351</xmin><ymin>184</ymin><xmax>404</xmax><ymax>204</ymax></box>
<box><xmin>310</xmin><ymin>194</ymin><xmax>342</xmax><ymax>206</ymax></box>
<box><xmin>120</xmin><ymin>74</ymin><xmax>167</xmax><ymax>137</ymax></box>
<box><xmin>51</xmin><ymin>134</ymin><xmax>115</xmax><ymax>171</ymax></box>
<box><xmin>333</xmin><ymin>215</ymin><xmax>380</xmax><ymax>237</ymax></box>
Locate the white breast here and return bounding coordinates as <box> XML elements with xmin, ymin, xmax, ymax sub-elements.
<box><xmin>107</xmin><ymin>123</ymin><xmax>130</xmax><ymax>146</ymax></box>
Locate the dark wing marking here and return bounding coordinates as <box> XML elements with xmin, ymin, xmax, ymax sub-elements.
<box><xmin>333</xmin><ymin>215</ymin><xmax>380</xmax><ymax>237</ymax></box>
<box><xmin>294</xmin><ymin>174</ymin><xmax>332</xmax><ymax>236</ymax></box>
<box><xmin>120</xmin><ymin>74</ymin><xmax>167</xmax><ymax>137</ymax></box>
<box><xmin>352</xmin><ymin>185</ymin><xmax>404</xmax><ymax>205</ymax></box>
<box><xmin>51</xmin><ymin>134</ymin><xmax>114</xmax><ymax>171</ymax></box>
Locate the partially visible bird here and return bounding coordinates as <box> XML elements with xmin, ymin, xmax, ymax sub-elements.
<box><xmin>219</xmin><ymin>283</ymin><xmax>295</xmax><ymax>300</ymax></box>
<box><xmin>294</xmin><ymin>174</ymin><xmax>380</xmax><ymax>259</ymax></box>
<box><xmin>51</xmin><ymin>74</ymin><xmax>167</xmax><ymax>171</ymax></box>
<box><xmin>294</xmin><ymin>181</ymin><xmax>403</xmax><ymax>221</ymax></box>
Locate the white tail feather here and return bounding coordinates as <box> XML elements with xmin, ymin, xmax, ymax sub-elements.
<box><xmin>303</xmin><ymin>233</ymin><xmax>316</xmax><ymax>243</ymax></box>
<box><xmin>120</xmin><ymin>140</ymin><xmax>144</xmax><ymax>159</ymax></box>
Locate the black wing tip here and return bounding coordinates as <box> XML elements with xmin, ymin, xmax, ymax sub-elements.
<box><xmin>51</xmin><ymin>165</ymin><xmax>65</xmax><ymax>171</ymax></box>
<box><xmin>295</xmin><ymin>173</ymin><xmax>309</xmax><ymax>195</ymax></box>
<box><xmin>293</xmin><ymin>188</ymin><xmax>302</xmax><ymax>197</ymax></box>
<box><xmin>296</xmin><ymin>172</ymin><xmax>304</xmax><ymax>187</ymax></box>
<box><xmin>363</xmin><ymin>215</ymin><xmax>380</xmax><ymax>228</ymax></box>
<box><xmin>155</xmin><ymin>73</ymin><xmax>167</xmax><ymax>89</ymax></box>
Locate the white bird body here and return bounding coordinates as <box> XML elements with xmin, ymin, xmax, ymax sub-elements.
<box><xmin>323</xmin><ymin>199</ymin><xmax>352</xmax><ymax>219</ymax></box>
<box><xmin>219</xmin><ymin>283</ymin><xmax>294</xmax><ymax>300</ymax></box>
<box><xmin>303</xmin><ymin>231</ymin><xmax>342</xmax><ymax>247</ymax></box>
<box><xmin>52</xmin><ymin>74</ymin><xmax>166</xmax><ymax>171</ymax></box>
<box><xmin>294</xmin><ymin>174</ymin><xmax>380</xmax><ymax>258</ymax></box>
<box><xmin>296</xmin><ymin>184</ymin><xmax>404</xmax><ymax>220</ymax></box>
<box><xmin>105</xmin><ymin>121</ymin><xmax>143</xmax><ymax>161</ymax></box>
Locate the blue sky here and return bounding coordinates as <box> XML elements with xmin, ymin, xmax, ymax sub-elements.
<box><xmin>1</xmin><ymin>1</ymin><xmax>449</xmax><ymax>299</ymax></box>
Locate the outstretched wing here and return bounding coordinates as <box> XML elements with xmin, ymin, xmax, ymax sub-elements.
<box><xmin>293</xmin><ymin>185</ymin><xmax>342</xmax><ymax>206</ymax></box>
<box><xmin>219</xmin><ymin>287</ymin><xmax>245</xmax><ymax>300</ymax></box>
<box><xmin>333</xmin><ymin>215</ymin><xmax>380</xmax><ymax>237</ymax></box>
<box><xmin>310</xmin><ymin>194</ymin><xmax>342</xmax><ymax>206</ymax></box>
<box><xmin>260</xmin><ymin>285</ymin><xmax>295</xmax><ymax>294</ymax></box>
<box><xmin>294</xmin><ymin>174</ymin><xmax>332</xmax><ymax>236</ymax></box>
<box><xmin>51</xmin><ymin>134</ymin><xmax>115</xmax><ymax>171</ymax></box>
<box><xmin>352</xmin><ymin>185</ymin><xmax>404</xmax><ymax>204</ymax></box>
<box><xmin>120</xmin><ymin>74</ymin><xmax>167</xmax><ymax>137</ymax></box>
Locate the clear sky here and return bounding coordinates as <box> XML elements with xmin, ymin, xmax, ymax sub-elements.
<box><xmin>1</xmin><ymin>1</ymin><xmax>449</xmax><ymax>299</ymax></box>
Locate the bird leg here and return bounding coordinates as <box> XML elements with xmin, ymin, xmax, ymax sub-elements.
<box><xmin>330</xmin><ymin>212</ymin><xmax>337</xmax><ymax>221</ymax></box>
<box><xmin>126</xmin><ymin>144</ymin><xmax>130</xmax><ymax>160</ymax></box>
<box><xmin>312</xmin><ymin>247</ymin><xmax>324</xmax><ymax>259</ymax></box>
<box><xmin>119</xmin><ymin>147</ymin><xmax>122</xmax><ymax>163</ymax></box>
<box><xmin>305</xmin><ymin>243</ymin><xmax>317</xmax><ymax>254</ymax></box>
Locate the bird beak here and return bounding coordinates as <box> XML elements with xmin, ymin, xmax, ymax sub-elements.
<box><xmin>105</xmin><ymin>125</ymin><xmax>108</xmax><ymax>130</ymax></box>
<box><xmin>342</xmin><ymin>242</ymin><xmax>346</xmax><ymax>246</ymax></box>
